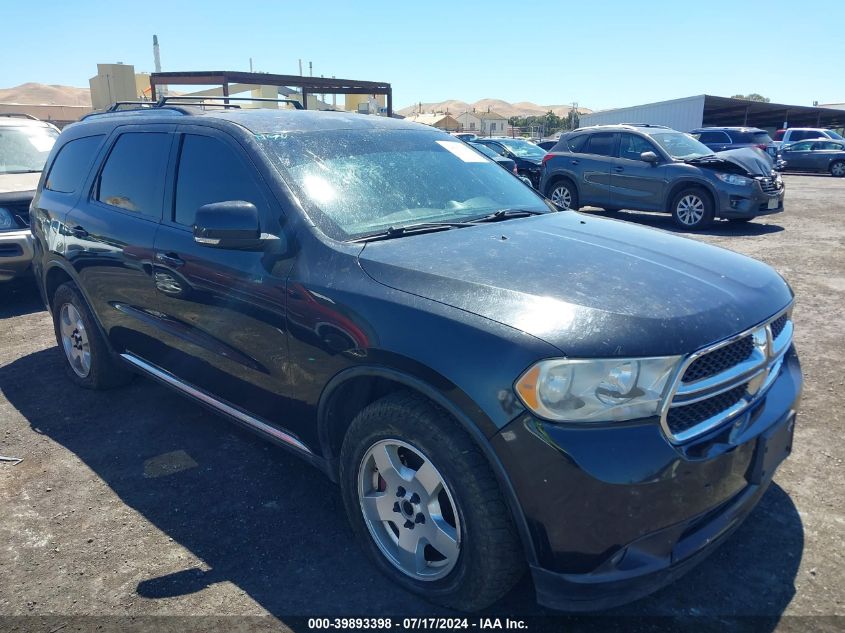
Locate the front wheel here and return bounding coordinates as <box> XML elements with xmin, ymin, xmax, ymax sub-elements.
<box><xmin>339</xmin><ymin>392</ymin><xmax>524</xmax><ymax>611</ymax></box>
<box><xmin>548</xmin><ymin>179</ymin><xmax>579</xmax><ymax>210</ymax></box>
<box><xmin>671</xmin><ymin>187</ymin><xmax>714</xmax><ymax>230</ymax></box>
<box><xmin>830</xmin><ymin>161</ymin><xmax>845</xmax><ymax>177</ymax></box>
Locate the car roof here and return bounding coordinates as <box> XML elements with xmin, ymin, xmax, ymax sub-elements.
<box><xmin>0</xmin><ymin>115</ymin><xmax>56</xmax><ymax>129</ymax></box>
<box><xmin>691</xmin><ymin>126</ymin><xmax>767</xmax><ymax>133</ymax></box>
<box><xmin>73</xmin><ymin>107</ymin><xmax>424</xmax><ymax>134</ymax></box>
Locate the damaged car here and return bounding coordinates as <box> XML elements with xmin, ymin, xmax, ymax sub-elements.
<box><xmin>541</xmin><ymin>124</ymin><xmax>784</xmax><ymax>229</ymax></box>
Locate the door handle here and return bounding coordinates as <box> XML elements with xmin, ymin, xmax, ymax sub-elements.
<box><xmin>68</xmin><ymin>225</ymin><xmax>89</xmax><ymax>238</ymax></box>
<box><xmin>155</xmin><ymin>252</ymin><xmax>185</xmax><ymax>268</ymax></box>
<box><xmin>570</xmin><ymin>159</ymin><xmax>580</xmax><ymax>165</ymax></box>
<box><xmin>614</xmin><ymin>166</ymin><xmax>624</xmax><ymax>172</ymax></box>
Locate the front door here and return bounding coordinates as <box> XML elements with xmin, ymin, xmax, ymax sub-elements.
<box><xmin>147</xmin><ymin>127</ymin><xmax>297</xmax><ymax>429</ymax></box>
<box><xmin>609</xmin><ymin>133</ymin><xmax>666</xmax><ymax>211</ymax></box>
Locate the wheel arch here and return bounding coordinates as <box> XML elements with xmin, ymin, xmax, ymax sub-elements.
<box><xmin>544</xmin><ymin>170</ymin><xmax>580</xmax><ymax>199</ymax></box>
<box><xmin>665</xmin><ymin>179</ymin><xmax>717</xmax><ymax>213</ymax></box>
<box><xmin>317</xmin><ymin>364</ymin><xmax>538</xmax><ymax>565</ymax></box>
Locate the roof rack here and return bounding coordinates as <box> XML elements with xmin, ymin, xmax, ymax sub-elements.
<box><xmin>158</xmin><ymin>95</ymin><xmax>304</xmax><ymax>109</ymax></box>
<box><xmin>0</xmin><ymin>113</ymin><xmax>40</xmax><ymax>120</ymax></box>
<box><xmin>618</xmin><ymin>123</ymin><xmax>670</xmax><ymax>128</ymax></box>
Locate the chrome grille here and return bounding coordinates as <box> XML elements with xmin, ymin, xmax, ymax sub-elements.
<box><xmin>661</xmin><ymin>308</ymin><xmax>793</xmax><ymax>443</ymax></box>
<box><xmin>682</xmin><ymin>335</ymin><xmax>754</xmax><ymax>382</ymax></box>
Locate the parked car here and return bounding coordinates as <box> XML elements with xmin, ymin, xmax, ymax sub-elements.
<box><xmin>31</xmin><ymin>105</ymin><xmax>801</xmax><ymax>612</ymax></box>
<box><xmin>768</xmin><ymin>128</ymin><xmax>844</xmax><ymax>156</ymax></box>
<box><xmin>689</xmin><ymin>127</ymin><xmax>772</xmax><ymax>153</ymax></box>
<box><xmin>535</xmin><ymin>139</ymin><xmax>559</xmax><ymax>151</ymax></box>
<box><xmin>451</xmin><ymin>132</ymin><xmax>477</xmax><ymax>142</ymax></box>
<box><xmin>467</xmin><ymin>140</ymin><xmax>518</xmax><ymax>175</ymax></box>
<box><xmin>0</xmin><ymin>113</ymin><xmax>59</xmax><ymax>281</ymax></box>
<box><xmin>471</xmin><ymin>137</ymin><xmax>547</xmax><ymax>187</ymax></box>
<box><xmin>778</xmin><ymin>139</ymin><xmax>845</xmax><ymax>176</ymax></box>
<box><xmin>542</xmin><ymin>124</ymin><xmax>785</xmax><ymax>229</ymax></box>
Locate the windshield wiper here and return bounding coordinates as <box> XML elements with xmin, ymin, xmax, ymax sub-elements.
<box><xmin>468</xmin><ymin>208</ymin><xmax>545</xmax><ymax>223</ymax></box>
<box><xmin>684</xmin><ymin>155</ymin><xmax>719</xmax><ymax>163</ymax></box>
<box><xmin>2</xmin><ymin>169</ymin><xmax>42</xmax><ymax>174</ymax></box>
<box><xmin>350</xmin><ymin>221</ymin><xmax>473</xmax><ymax>243</ymax></box>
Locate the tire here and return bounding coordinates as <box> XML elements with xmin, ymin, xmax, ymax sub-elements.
<box><xmin>547</xmin><ymin>178</ymin><xmax>579</xmax><ymax>210</ymax></box>
<box><xmin>339</xmin><ymin>391</ymin><xmax>524</xmax><ymax>611</ymax></box>
<box><xmin>671</xmin><ymin>187</ymin><xmax>714</xmax><ymax>230</ymax></box>
<box><xmin>830</xmin><ymin>161</ymin><xmax>845</xmax><ymax>177</ymax></box>
<box><xmin>51</xmin><ymin>282</ymin><xmax>133</xmax><ymax>390</ymax></box>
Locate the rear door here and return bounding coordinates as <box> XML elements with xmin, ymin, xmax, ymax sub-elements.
<box><xmin>62</xmin><ymin>125</ymin><xmax>175</xmax><ymax>354</ymax></box>
<box><xmin>147</xmin><ymin>126</ymin><xmax>297</xmax><ymax>425</ymax></box>
<box><xmin>609</xmin><ymin>133</ymin><xmax>666</xmax><ymax>211</ymax></box>
<box><xmin>572</xmin><ymin>132</ymin><xmax>617</xmax><ymax>206</ymax></box>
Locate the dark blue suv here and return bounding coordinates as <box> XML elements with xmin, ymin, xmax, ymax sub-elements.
<box><xmin>30</xmin><ymin>103</ymin><xmax>801</xmax><ymax>612</ymax></box>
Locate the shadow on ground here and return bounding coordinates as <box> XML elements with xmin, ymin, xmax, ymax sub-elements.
<box><xmin>580</xmin><ymin>208</ymin><xmax>785</xmax><ymax>237</ymax></box>
<box><xmin>0</xmin><ymin>345</ymin><xmax>803</xmax><ymax>628</ymax></box>
<box><xmin>0</xmin><ymin>277</ymin><xmax>44</xmax><ymax>319</ymax></box>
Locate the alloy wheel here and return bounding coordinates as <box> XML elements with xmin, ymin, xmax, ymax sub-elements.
<box><xmin>550</xmin><ymin>185</ymin><xmax>572</xmax><ymax>209</ymax></box>
<box><xmin>676</xmin><ymin>194</ymin><xmax>705</xmax><ymax>226</ymax></box>
<box><xmin>59</xmin><ymin>303</ymin><xmax>91</xmax><ymax>378</ymax></box>
<box><xmin>357</xmin><ymin>439</ymin><xmax>461</xmax><ymax>581</ymax></box>
<box><xmin>831</xmin><ymin>162</ymin><xmax>845</xmax><ymax>177</ymax></box>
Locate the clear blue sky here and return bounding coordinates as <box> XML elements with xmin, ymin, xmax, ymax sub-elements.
<box><xmin>2</xmin><ymin>0</ymin><xmax>842</xmax><ymax>111</ymax></box>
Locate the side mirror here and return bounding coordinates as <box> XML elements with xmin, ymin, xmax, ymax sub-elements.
<box><xmin>640</xmin><ymin>151</ymin><xmax>660</xmax><ymax>164</ymax></box>
<box><xmin>193</xmin><ymin>201</ymin><xmax>264</xmax><ymax>250</ymax></box>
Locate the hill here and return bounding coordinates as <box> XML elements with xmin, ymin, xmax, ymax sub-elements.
<box><xmin>398</xmin><ymin>98</ymin><xmax>591</xmax><ymax>119</ymax></box>
<box><xmin>0</xmin><ymin>83</ymin><xmax>92</xmax><ymax>106</ymax></box>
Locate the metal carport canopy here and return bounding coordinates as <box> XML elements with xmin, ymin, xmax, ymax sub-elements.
<box><xmin>702</xmin><ymin>95</ymin><xmax>845</xmax><ymax>129</ymax></box>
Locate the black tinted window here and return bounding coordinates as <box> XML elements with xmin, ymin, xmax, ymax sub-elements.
<box><xmin>696</xmin><ymin>131</ymin><xmax>730</xmax><ymax>144</ymax></box>
<box><xmin>583</xmin><ymin>133</ymin><xmax>616</xmax><ymax>157</ymax></box>
<box><xmin>565</xmin><ymin>134</ymin><xmax>589</xmax><ymax>152</ymax></box>
<box><xmin>97</xmin><ymin>133</ymin><xmax>169</xmax><ymax>218</ymax></box>
<box><xmin>174</xmin><ymin>135</ymin><xmax>265</xmax><ymax>226</ymax></box>
<box><xmin>45</xmin><ymin>135</ymin><xmax>103</xmax><ymax>193</ymax></box>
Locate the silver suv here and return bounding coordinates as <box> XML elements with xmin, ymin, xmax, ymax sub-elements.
<box><xmin>540</xmin><ymin>124</ymin><xmax>785</xmax><ymax>230</ymax></box>
<box><xmin>0</xmin><ymin>114</ymin><xmax>59</xmax><ymax>281</ymax></box>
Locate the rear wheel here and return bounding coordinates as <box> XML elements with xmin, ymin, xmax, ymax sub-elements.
<box><xmin>339</xmin><ymin>392</ymin><xmax>524</xmax><ymax>611</ymax></box>
<box><xmin>548</xmin><ymin>179</ymin><xmax>578</xmax><ymax>210</ymax></box>
<box><xmin>830</xmin><ymin>161</ymin><xmax>845</xmax><ymax>177</ymax></box>
<box><xmin>671</xmin><ymin>187</ymin><xmax>714</xmax><ymax>230</ymax></box>
<box><xmin>51</xmin><ymin>282</ymin><xmax>132</xmax><ymax>389</ymax></box>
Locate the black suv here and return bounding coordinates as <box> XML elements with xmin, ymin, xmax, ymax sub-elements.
<box><xmin>541</xmin><ymin>124</ymin><xmax>785</xmax><ymax>229</ymax></box>
<box><xmin>30</xmin><ymin>103</ymin><xmax>801</xmax><ymax>612</ymax></box>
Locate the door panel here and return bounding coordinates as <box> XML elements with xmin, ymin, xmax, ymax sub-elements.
<box><xmin>574</xmin><ymin>132</ymin><xmax>617</xmax><ymax>206</ymax></box>
<box><xmin>610</xmin><ymin>133</ymin><xmax>667</xmax><ymax>211</ymax></box>
<box><xmin>62</xmin><ymin>126</ymin><xmax>175</xmax><ymax>355</ymax></box>
<box><xmin>146</xmin><ymin>129</ymin><xmax>297</xmax><ymax>432</ymax></box>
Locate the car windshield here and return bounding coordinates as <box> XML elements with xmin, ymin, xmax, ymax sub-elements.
<box><xmin>496</xmin><ymin>138</ymin><xmax>547</xmax><ymax>158</ymax></box>
<box><xmin>0</xmin><ymin>125</ymin><xmax>58</xmax><ymax>174</ymax></box>
<box><xmin>257</xmin><ymin>129</ymin><xmax>550</xmax><ymax>240</ymax></box>
<box><xmin>649</xmin><ymin>132</ymin><xmax>714</xmax><ymax>160</ymax></box>
<box><xmin>827</xmin><ymin>130</ymin><xmax>844</xmax><ymax>140</ymax></box>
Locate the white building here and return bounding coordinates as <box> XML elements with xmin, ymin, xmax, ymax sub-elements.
<box><xmin>456</xmin><ymin>109</ymin><xmax>508</xmax><ymax>135</ymax></box>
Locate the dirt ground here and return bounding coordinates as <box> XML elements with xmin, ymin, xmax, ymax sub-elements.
<box><xmin>0</xmin><ymin>174</ymin><xmax>843</xmax><ymax>631</ymax></box>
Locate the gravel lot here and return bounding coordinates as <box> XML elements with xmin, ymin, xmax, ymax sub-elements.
<box><xmin>1</xmin><ymin>174</ymin><xmax>843</xmax><ymax>631</ymax></box>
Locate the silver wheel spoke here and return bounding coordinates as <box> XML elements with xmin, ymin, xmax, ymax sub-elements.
<box><xmin>371</xmin><ymin>444</ymin><xmax>404</xmax><ymax>486</ymax></box>
<box><xmin>413</xmin><ymin>461</ymin><xmax>441</xmax><ymax>497</ymax></box>
<box><xmin>396</xmin><ymin>529</ymin><xmax>426</xmax><ymax>574</ymax></box>
<box><xmin>425</xmin><ymin>516</ymin><xmax>459</xmax><ymax>561</ymax></box>
<box><xmin>361</xmin><ymin>492</ymin><xmax>396</xmax><ymax>523</ymax></box>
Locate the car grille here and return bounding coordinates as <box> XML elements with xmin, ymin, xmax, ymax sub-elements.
<box><xmin>662</xmin><ymin>309</ymin><xmax>793</xmax><ymax>442</ymax></box>
<box><xmin>756</xmin><ymin>174</ymin><xmax>782</xmax><ymax>194</ymax></box>
<box><xmin>682</xmin><ymin>335</ymin><xmax>754</xmax><ymax>383</ymax></box>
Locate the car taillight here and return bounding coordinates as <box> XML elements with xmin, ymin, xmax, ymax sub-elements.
<box><xmin>542</xmin><ymin>153</ymin><xmax>555</xmax><ymax>165</ymax></box>
<box><xmin>756</xmin><ymin>144</ymin><xmax>767</xmax><ymax>150</ymax></box>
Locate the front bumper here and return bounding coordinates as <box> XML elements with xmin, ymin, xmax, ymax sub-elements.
<box><xmin>491</xmin><ymin>347</ymin><xmax>801</xmax><ymax>611</ymax></box>
<box><xmin>715</xmin><ymin>180</ymin><xmax>785</xmax><ymax>219</ymax></box>
<box><xmin>0</xmin><ymin>229</ymin><xmax>34</xmax><ymax>282</ymax></box>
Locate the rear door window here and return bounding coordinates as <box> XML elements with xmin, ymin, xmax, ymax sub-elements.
<box><xmin>173</xmin><ymin>134</ymin><xmax>267</xmax><ymax>227</ymax></box>
<box><xmin>45</xmin><ymin>135</ymin><xmax>104</xmax><ymax>193</ymax></box>
<box><xmin>96</xmin><ymin>132</ymin><xmax>170</xmax><ymax>219</ymax></box>
<box><xmin>565</xmin><ymin>134</ymin><xmax>589</xmax><ymax>153</ymax></box>
<box><xmin>583</xmin><ymin>133</ymin><xmax>616</xmax><ymax>157</ymax></box>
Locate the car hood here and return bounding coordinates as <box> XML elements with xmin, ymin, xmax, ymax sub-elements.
<box><xmin>358</xmin><ymin>212</ymin><xmax>792</xmax><ymax>357</ymax></box>
<box><xmin>689</xmin><ymin>148</ymin><xmax>773</xmax><ymax>176</ymax></box>
<box><xmin>0</xmin><ymin>172</ymin><xmax>40</xmax><ymax>195</ymax></box>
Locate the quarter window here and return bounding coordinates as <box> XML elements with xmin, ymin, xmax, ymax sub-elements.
<box><xmin>583</xmin><ymin>133</ymin><xmax>616</xmax><ymax>157</ymax></box>
<box><xmin>97</xmin><ymin>133</ymin><xmax>170</xmax><ymax>219</ymax></box>
<box><xmin>45</xmin><ymin>135</ymin><xmax>103</xmax><ymax>193</ymax></box>
<box><xmin>174</xmin><ymin>134</ymin><xmax>265</xmax><ymax>227</ymax></box>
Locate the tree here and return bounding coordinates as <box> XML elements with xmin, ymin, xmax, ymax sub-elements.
<box><xmin>731</xmin><ymin>93</ymin><xmax>770</xmax><ymax>103</ymax></box>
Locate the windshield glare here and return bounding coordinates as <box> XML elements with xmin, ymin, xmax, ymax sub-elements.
<box><xmin>828</xmin><ymin>130</ymin><xmax>844</xmax><ymax>140</ymax></box>
<box><xmin>649</xmin><ymin>132</ymin><xmax>714</xmax><ymax>160</ymax></box>
<box><xmin>0</xmin><ymin>125</ymin><xmax>58</xmax><ymax>174</ymax></box>
<box><xmin>498</xmin><ymin>139</ymin><xmax>546</xmax><ymax>158</ymax></box>
<box><xmin>258</xmin><ymin>130</ymin><xmax>549</xmax><ymax>240</ymax></box>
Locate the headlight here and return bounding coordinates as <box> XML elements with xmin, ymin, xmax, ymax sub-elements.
<box><xmin>514</xmin><ymin>357</ymin><xmax>681</xmax><ymax>422</ymax></box>
<box><xmin>714</xmin><ymin>172</ymin><xmax>753</xmax><ymax>187</ymax></box>
<box><xmin>0</xmin><ymin>208</ymin><xmax>15</xmax><ymax>231</ymax></box>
